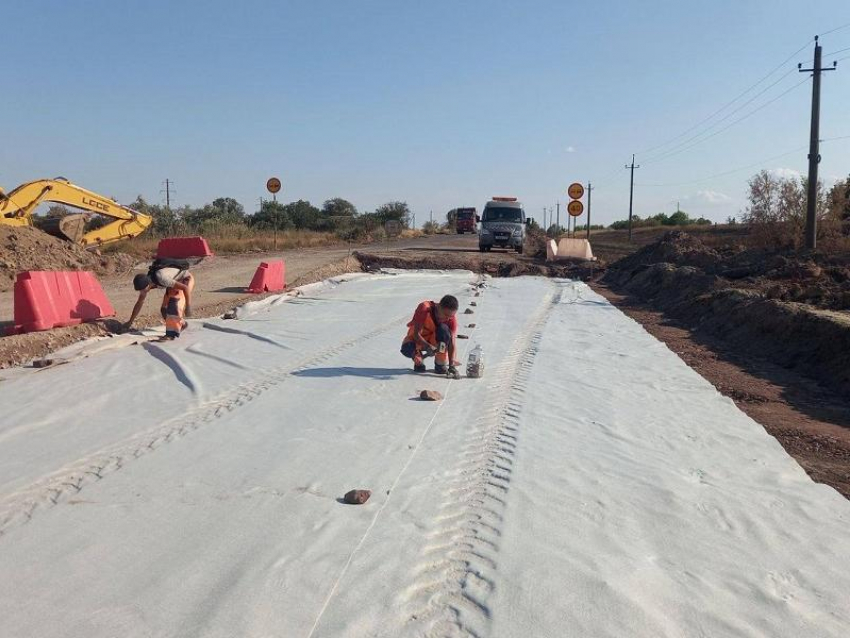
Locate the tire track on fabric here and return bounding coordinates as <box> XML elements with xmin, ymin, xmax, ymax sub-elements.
<box><xmin>399</xmin><ymin>282</ymin><xmax>561</xmax><ymax>638</ymax></box>
<box><xmin>0</xmin><ymin>313</ymin><xmax>411</xmax><ymax>537</ymax></box>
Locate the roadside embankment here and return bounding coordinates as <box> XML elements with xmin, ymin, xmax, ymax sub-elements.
<box><xmin>602</xmin><ymin>231</ymin><xmax>850</xmax><ymax>396</ymax></box>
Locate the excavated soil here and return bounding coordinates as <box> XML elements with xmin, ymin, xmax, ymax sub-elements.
<box><xmin>0</xmin><ymin>226</ymin><xmax>136</xmax><ymax>291</ymax></box>
<box><xmin>600</xmin><ymin>230</ymin><xmax>850</xmax><ymax>499</ymax></box>
<box><xmin>354</xmin><ymin>249</ymin><xmax>602</xmax><ymax>280</ymax></box>
<box><xmin>604</xmin><ymin>231</ymin><xmax>850</xmax><ymax>396</ymax></box>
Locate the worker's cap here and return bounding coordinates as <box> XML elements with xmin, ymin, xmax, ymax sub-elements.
<box><xmin>133</xmin><ymin>274</ymin><xmax>152</xmax><ymax>291</ymax></box>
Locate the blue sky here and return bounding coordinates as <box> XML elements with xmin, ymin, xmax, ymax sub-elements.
<box><xmin>3</xmin><ymin>0</ymin><xmax>849</xmax><ymax>227</ymax></box>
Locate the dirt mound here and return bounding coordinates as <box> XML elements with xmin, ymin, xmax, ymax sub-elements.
<box><xmin>354</xmin><ymin>251</ymin><xmax>601</xmax><ymax>280</ymax></box>
<box><xmin>0</xmin><ymin>226</ymin><xmax>136</xmax><ymax>291</ymax></box>
<box><xmin>610</xmin><ymin>230</ymin><xmax>850</xmax><ymax>310</ymax></box>
<box><xmin>612</xmin><ymin>230</ymin><xmax>724</xmax><ymax>273</ymax></box>
<box><xmin>605</xmin><ymin>231</ymin><xmax>850</xmax><ymax>395</ymax></box>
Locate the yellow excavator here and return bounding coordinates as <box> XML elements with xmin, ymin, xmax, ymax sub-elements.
<box><xmin>0</xmin><ymin>177</ymin><xmax>152</xmax><ymax>248</ymax></box>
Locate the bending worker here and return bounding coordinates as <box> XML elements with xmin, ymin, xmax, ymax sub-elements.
<box><xmin>123</xmin><ymin>259</ymin><xmax>195</xmax><ymax>337</ymax></box>
<box><xmin>401</xmin><ymin>294</ymin><xmax>460</xmax><ymax>377</ymax></box>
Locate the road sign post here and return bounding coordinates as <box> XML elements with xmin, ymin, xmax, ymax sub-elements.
<box><xmin>266</xmin><ymin>177</ymin><xmax>282</xmax><ymax>248</ymax></box>
<box><xmin>567</xmin><ymin>182</ymin><xmax>584</xmax><ymax>237</ymax></box>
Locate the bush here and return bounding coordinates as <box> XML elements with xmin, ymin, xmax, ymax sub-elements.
<box><xmin>422</xmin><ymin>220</ymin><xmax>440</xmax><ymax>235</ymax></box>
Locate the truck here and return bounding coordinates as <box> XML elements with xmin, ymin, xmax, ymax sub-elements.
<box><xmin>478</xmin><ymin>197</ymin><xmax>530</xmax><ymax>253</ymax></box>
<box><xmin>450</xmin><ymin>207</ymin><xmax>477</xmax><ymax>234</ymax></box>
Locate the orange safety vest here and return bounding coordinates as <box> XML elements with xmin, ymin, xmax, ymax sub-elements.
<box><xmin>404</xmin><ymin>300</ymin><xmax>441</xmax><ymax>345</ymax></box>
<box><xmin>162</xmin><ymin>288</ymin><xmax>186</xmax><ymax>334</ymax></box>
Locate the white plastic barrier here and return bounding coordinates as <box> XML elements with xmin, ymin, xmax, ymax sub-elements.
<box><xmin>547</xmin><ymin>238</ymin><xmax>595</xmax><ymax>261</ymax></box>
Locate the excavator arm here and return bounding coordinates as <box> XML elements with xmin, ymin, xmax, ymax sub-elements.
<box><xmin>0</xmin><ymin>178</ymin><xmax>152</xmax><ymax>248</ymax></box>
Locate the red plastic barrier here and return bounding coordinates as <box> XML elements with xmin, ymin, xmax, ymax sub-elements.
<box><xmin>247</xmin><ymin>260</ymin><xmax>286</xmax><ymax>293</ymax></box>
<box><xmin>156</xmin><ymin>236</ymin><xmax>214</xmax><ymax>259</ymax></box>
<box><xmin>7</xmin><ymin>271</ymin><xmax>115</xmax><ymax>335</ymax></box>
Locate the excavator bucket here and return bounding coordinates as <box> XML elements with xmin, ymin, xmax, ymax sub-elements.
<box><xmin>38</xmin><ymin>214</ymin><xmax>88</xmax><ymax>244</ymax></box>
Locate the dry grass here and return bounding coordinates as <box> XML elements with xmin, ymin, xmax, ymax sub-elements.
<box><xmin>108</xmin><ymin>229</ymin><xmax>341</xmax><ymax>258</ymax></box>
<box><xmin>107</xmin><ymin>226</ymin><xmax>426</xmax><ymax>259</ymax></box>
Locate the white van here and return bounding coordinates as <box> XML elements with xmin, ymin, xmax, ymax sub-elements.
<box><xmin>478</xmin><ymin>197</ymin><xmax>530</xmax><ymax>253</ymax></box>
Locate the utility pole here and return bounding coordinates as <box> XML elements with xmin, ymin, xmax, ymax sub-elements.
<box><xmin>586</xmin><ymin>182</ymin><xmax>593</xmax><ymax>240</ymax></box>
<box><xmin>625</xmin><ymin>154</ymin><xmax>640</xmax><ymax>242</ymax></box>
<box><xmin>542</xmin><ymin>206</ymin><xmax>547</xmax><ymax>230</ymax></box>
<box><xmin>556</xmin><ymin>201</ymin><xmax>560</xmax><ymax>231</ymax></box>
<box><xmin>161</xmin><ymin>179</ymin><xmax>174</xmax><ymax>209</ymax></box>
<box><xmin>799</xmin><ymin>36</ymin><xmax>838</xmax><ymax>250</ymax></box>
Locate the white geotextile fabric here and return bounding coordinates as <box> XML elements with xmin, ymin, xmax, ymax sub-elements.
<box><xmin>0</xmin><ymin>272</ymin><xmax>847</xmax><ymax>638</ymax></box>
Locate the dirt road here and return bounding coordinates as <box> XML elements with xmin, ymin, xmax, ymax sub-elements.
<box><xmin>0</xmin><ymin>234</ymin><xmax>495</xmax><ymax>368</ymax></box>
<box><xmin>0</xmin><ymin>234</ymin><xmax>474</xmax><ymax>326</ymax></box>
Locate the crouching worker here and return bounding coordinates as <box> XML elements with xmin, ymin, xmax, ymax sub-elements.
<box><xmin>123</xmin><ymin>258</ymin><xmax>195</xmax><ymax>337</ymax></box>
<box><xmin>401</xmin><ymin>294</ymin><xmax>460</xmax><ymax>377</ymax></box>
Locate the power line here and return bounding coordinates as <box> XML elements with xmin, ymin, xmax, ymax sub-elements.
<box><xmin>824</xmin><ymin>45</ymin><xmax>850</xmax><ymax>57</ymax></box>
<box><xmin>820</xmin><ymin>20</ymin><xmax>850</xmax><ymax>37</ymax></box>
<box><xmin>636</xmin><ymin>38</ymin><xmax>813</xmax><ymax>157</ymax></box>
<box><xmin>634</xmin><ymin>145</ymin><xmax>809</xmax><ymax>188</ymax></box>
<box><xmin>592</xmin><ymin>25</ymin><xmax>848</xmax><ymax>194</ymax></box>
<box><xmin>642</xmin><ymin>76</ymin><xmax>809</xmax><ymax>166</ymax></box>
<box><xmin>642</xmin><ymin>68</ymin><xmax>800</xmax><ymax>164</ymax></box>
<box><xmin>633</xmin><ymin>135</ymin><xmax>848</xmax><ymax>189</ymax></box>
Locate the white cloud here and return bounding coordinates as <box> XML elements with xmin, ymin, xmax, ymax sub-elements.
<box><xmin>565</xmin><ymin>146</ymin><xmax>576</xmax><ymax>153</ymax></box>
<box><xmin>769</xmin><ymin>167</ymin><xmax>803</xmax><ymax>180</ymax></box>
<box><xmin>695</xmin><ymin>189</ymin><xmax>731</xmax><ymax>205</ymax></box>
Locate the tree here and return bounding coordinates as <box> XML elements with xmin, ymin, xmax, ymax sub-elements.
<box><xmin>251</xmin><ymin>200</ymin><xmax>292</xmax><ymax>231</ymax></box>
<box><xmin>126</xmin><ymin>195</ymin><xmax>178</xmax><ymax>234</ymax></box>
<box><xmin>422</xmin><ymin>220</ymin><xmax>440</xmax><ymax>235</ymax></box>
<box><xmin>284</xmin><ymin>200</ymin><xmax>321</xmax><ymax>230</ymax></box>
<box><xmin>743</xmin><ymin>170</ymin><xmax>829</xmax><ymax>247</ymax></box>
<box><xmin>45</xmin><ymin>204</ymin><xmax>73</xmax><ymax>218</ymax></box>
<box><xmin>322</xmin><ymin>198</ymin><xmax>358</xmax><ymax>218</ymax></box>
<box><xmin>667</xmin><ymin>210</ymin><xmax>691</xmax><ymax>226</ymax></box>
<box><xmin>372</xmin><ymin>201</ymin><xmax>411</xmax><ymax>228</ymax></box>
<box><xmin>828</xmin><ymin>174</ymin><xmax>850</xmax><ymax>222</ymax></box>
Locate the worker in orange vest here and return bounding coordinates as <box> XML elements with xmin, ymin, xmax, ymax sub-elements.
<box><xmin>401</xmin><ymin>295</ymin><xmax>460</xmax><ymax>377</ymax></box>
<box><xmin>124</xmin><ymin>258</ymin><xmax>195</xmax><ymax>336</ymax></box>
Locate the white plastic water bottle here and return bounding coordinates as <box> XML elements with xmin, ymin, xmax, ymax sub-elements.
<box><xmin>466</xmin><ymin>344</ymin><xmax>484</xmax><ymax>378</ymax></box>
